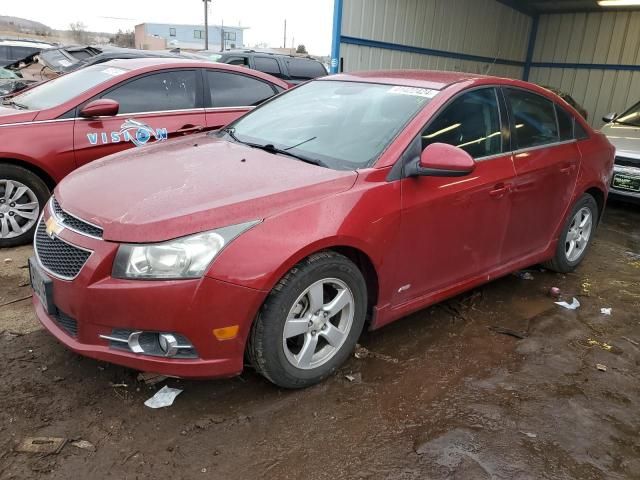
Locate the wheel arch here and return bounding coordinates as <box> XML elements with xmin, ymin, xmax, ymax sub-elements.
<box><xmin>0</xmin><ymin>157</ymin><xmax>57</xmax><ymax>190</ymax></box>
<box><xmin>584</xmin><ymin>186</ymin><xmax>605</xmax><ymax>222</ymax></box>
<box><xmin>254</xmin><ymin>238</ymin><xmax>381</xmax><ymax>321</ymax></box>
<box><xmin>328</xmin><ymin>245</ymin><xmax>379</xmax><ymax>319</ymax></box>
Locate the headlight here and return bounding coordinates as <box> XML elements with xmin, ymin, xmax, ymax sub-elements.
<box><xmin>112</xmin><ymin>220</ymin><xmax>260</xmax><ymax>280</ymax></box>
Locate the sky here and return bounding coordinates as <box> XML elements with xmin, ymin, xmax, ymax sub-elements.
<box><xmin>0</xmin><ymin>0</ymin><xmax>335</xmax><ymax>55</ymax></box>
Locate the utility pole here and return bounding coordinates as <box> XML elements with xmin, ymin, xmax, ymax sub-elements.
<box><xmin>283</xmin><ymin>19</ymin><xmax>287</xmax><ymax>49</ymax></box>
<box><xmin>220</xmin><ymin>19</ymin><xmax>224</xmax><ymax>52</ymax></box>
<box><xmin>203</xmin><ymin>0</ymin><xmax>211</xmax><ymax>50</ymax></box>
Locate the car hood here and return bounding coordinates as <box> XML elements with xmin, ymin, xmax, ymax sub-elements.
<box><xmin>56</xmin><ymin>135</ymin><xmax>358</xmax><ymax>243</ymax></box>
<box><xmin>601</xmin><ymin>123</ymin><xmax>640</xmax><ymax>158</ymax></box>
<box><xmin>0</xmin><ymin>106</ymin><xmax>38</xmax><ymax>124</ymax></box>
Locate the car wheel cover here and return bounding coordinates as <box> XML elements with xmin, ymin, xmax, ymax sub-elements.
<box><xmin>565</xmin><ymin>206</ymin><xmax>593</xmax><ymax>262</ymax></box>
<box><xmin>282</xmin><ymin>277</ymin><xmax>355</xmax><ymax>370</ymax></box>
<box><xmin>0</xmin><ymin>179</ymin><xmax>39</xmax><ymax>239</ymax></box>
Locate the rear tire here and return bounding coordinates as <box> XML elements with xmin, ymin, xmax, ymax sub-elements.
<box><xmin>247</xmin><ymin>251</ymin><xmax>367</xmax><ymax>389</ymax></box>
<box><xmin>544</xmin><ymin>193</ymin><xmax>598</xmax><ymax>273</ymax></box>
<box><xmin>0</xmin><ymin>164</ymin><xmax>50</xmax><ymax>248</ymax></box>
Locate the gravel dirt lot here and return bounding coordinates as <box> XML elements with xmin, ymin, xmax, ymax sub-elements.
<box><xmin>1</xmin><ymin>201</ymin><xmax>639</xmax><ymax>480</ymax></box>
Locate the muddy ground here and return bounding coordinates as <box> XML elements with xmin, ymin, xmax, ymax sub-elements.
<box><xmin>1</xmin><ymin>201</ymin><xmax>639</xmax><ymax>480</ymax></box>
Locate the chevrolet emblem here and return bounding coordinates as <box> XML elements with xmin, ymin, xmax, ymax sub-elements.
<box><xmin>45</xmin><ymin>216</ymin><xmax>64</xmax><ymax>238</ymax></box>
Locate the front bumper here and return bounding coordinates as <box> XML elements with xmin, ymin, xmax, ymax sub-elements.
<box><xmin>32</xmin><ymin>210</ymin><xmax>267</xmax><ymax>379</ymax></box>
<box><xmin>610</xmin><ymin>165</ymin><xmax>640</xmax><ymax>200</ymax></box>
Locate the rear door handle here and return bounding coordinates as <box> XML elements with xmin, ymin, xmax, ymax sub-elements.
<box><xmin>177</xmin><ymin>125</ymin><xmax>204</xmax><ymax>135</ymax></box>
<box><xmin>560</xmin><ymin>163</ymin><xmax>576</xmax><ymax>174</ymax></box>
<box><xmin>489</xmin><ymin>183</ymin><xmax>511</xmax><ymax>198</ymax></box>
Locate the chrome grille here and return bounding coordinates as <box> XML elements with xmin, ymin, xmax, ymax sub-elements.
<box><xmin>51</xmin><ymin>197</ymin><xmax>103</xmax><ymax>239</ymax></box>
<box><xmin>34</xmin><ymin>220</ymin><xmax>91</xmax><ymax>280</ymax></box>
<box><xmin>615</xmin><ymin>156</ymin><xmax>640</xmax><ymax>168</ymax></box>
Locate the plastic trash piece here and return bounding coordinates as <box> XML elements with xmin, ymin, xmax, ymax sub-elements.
<box><xmin>600</xmin><ymin>307</ymin><xmax>612</xmax><ymax>316</ymax></box>
<box><xmin>555</xmin><ymin>297</ymin><xmax>580</xmax><ymax>310</ymax></box>
<box><xmin>144</xmin><ymin>385</ymin><xmax>183</xmax><ymax>409</ymax></box>
<box><xmin>596</xmin><ymin>364</ymin><xmax>607</xmax><ymax>372</ymax></box>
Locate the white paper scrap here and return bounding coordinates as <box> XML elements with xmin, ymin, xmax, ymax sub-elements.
<box><xmin>144</xmin><ymin>385</ymin><xmax>183</xmax><ymax>409</ymax></box>
<box><xmin>555</xmin><ymin>297</ymin><xmax>581</xmax><ymax>310</ymax></box>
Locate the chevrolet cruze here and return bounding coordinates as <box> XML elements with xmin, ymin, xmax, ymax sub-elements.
<box><xmin>30</xmin><ymin>71</ymin><xmax>614</xmax><ymax>388</ymax></box>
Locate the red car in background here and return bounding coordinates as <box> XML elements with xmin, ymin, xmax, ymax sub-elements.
<box><xmin>31</xmin><ymin>71</ymin><xmax>614</xmax><ymax>388</ymax></box>
<box><xmin>0</xmin><ymin>58</ymin><xmax>289</xmax><ymax>246</ymax></box>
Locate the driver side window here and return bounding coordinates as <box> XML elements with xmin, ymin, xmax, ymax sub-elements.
<box><xmin>421</xmin><ymin>88</ymin><xmax>503</xmax><ymax>159</ymax></box>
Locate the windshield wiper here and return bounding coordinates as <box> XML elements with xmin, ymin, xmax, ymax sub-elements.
<box><xmin>250</xmin><ymin>143</ymin><xmax>328</xmax><ymax>168</ymax></box>
<box><xmin>221</xmin><ymin>128</ymin><xmax>327</xmax><ymax>167</ymax></box>
<box><xmin>284</xmin><ymin>136</ymin><xmax>317</xmax><ymax>151</ymax></box>
<box><xmin>2</xmin><ymin>100</ymin><xmax>28</xmax><ymax>110</ymax></box>
<box><xmin>220</xmin><ymin>126</ymin><xmax>243</xmax><ymax>143</ymax></box>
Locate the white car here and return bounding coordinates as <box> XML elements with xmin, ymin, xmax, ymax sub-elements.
<box><xmin>602</xmin><ymin>105</ymin><xmax>640</xmax><ymax>200</ymax></box>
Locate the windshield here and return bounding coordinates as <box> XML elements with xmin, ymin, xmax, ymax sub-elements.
<box><xmin>0</xmin><ymin>68</ymin><xmax>18</xmax><ymax>79</ymax></box>
<box><xmin>10</xmin><ymin>64</ymin><xmax>129</xmax><ymax>110</ymax></box>
<box><xmin>614</xmin><ymin>101</ymin><xmax>640</xmax><ymax>127</ymax></box>
<box><xmin>226</xmin><ymin>80</ymin><xmax>436</xmax><ymax>170</ymax></box>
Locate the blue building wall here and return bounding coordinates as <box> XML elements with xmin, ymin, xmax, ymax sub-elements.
<box><xmin>142</xmin><ymin>23</ymin><xmax>244</xmax><ymax>50</ymax></box>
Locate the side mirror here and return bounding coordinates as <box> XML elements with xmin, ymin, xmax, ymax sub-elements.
<box><xmin>80</xmin><ymin>99</ymin><xmax>119</xmax><ymax>118</ymax></box>
<box><xmin>406</xmin><ymin>143</ymin><xmax>476</xmax><ymax>177</ymax></box>
<box><xmin>602</xmin><ymin>112</ymin><xmax>618</xmax><ymax>123</ymax></box>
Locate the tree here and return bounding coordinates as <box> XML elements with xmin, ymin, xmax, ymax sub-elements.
<box><xmin>69</xmin><ymin>21</ymin><xmax>88</xmax><ymax>44</ymax></box>
<box><xmin>112</xmin><ymin>29</ymin><xmax>135</xmax><ymax>48</ymax></box>
<box><xmin>296</xmin><ymin>44</ymin><xmax>308</xmax><ymax>54</ymax></box>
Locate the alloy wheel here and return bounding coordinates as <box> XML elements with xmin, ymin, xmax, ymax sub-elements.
<box><xmin>565</xmin><ymin>206</ymin><xmax>593</xmax><ymax>262</ymax></box>
<box><xmin>0</xmin><ymin>180</ymin><xmax>40</xmax><ymax>239</ymax></box>
<box><xmin>282</xmin><ymin>278</ymin><xmax>355</xmax><ymax>370</ymax></box>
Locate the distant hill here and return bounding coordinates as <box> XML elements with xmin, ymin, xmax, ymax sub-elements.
<box><xmin>0</xmin><ymin>15</ymin><xmax>52</xmax><ymax>36</ymax></box>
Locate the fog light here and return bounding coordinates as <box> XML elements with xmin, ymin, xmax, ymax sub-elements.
<box><xmin>158</xmin><ymin>333</ymin><xmax>179</xmax><ymax>357</ymax></box>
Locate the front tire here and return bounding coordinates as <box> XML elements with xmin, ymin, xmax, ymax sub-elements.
<box><xmin>544</xmin><ymin>193</ymin><xmax>598</xmax><ymax>273</ymax></box>
<box><xmin>248</xmin><ymin>251</ymin><xmax>367</xmax><ymax>389</ymax></box>
<box><xmin>0</xmin><ymin>164</ymin><xmax>50</xmax><ymax>248</ymax></box>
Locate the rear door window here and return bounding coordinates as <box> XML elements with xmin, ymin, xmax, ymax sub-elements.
<box><xmin>421</xmin><ymin>88</ymin><xmax>503</xmax><ymax>159</ymax></box>
<box><xmin>102</xmin><ymin>70</ymin><xmax>198</xmax><ymax>114</ymax></box>
<box><xmin>285</xmin><ymin>58</ymin><xmax>327</xmax><ymax>80</ymax></box>
<box><xmin>505</xmin><ymin>89</ymin><xmax>559</xmax><ymax>149</ymax></box>
<box><xmin>253</xmin><ymin>57</ymin><xmax>282</xmax><ymax>77</ymax></box>
<box><xmin>206</xmin><ymin>70</ymin><xmax>276</xmax><ymax>107</ymax></box>
<box><xmin>556</xmin><ymin>105</ymin><xmax>575</xmax><ymax>141</ymax></box>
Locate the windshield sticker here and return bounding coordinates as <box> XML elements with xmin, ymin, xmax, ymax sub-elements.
<box><xmin>101</xmin><ymin>67</ymin><xmax>127</xmax><ymax>77</ymax></box>
<box><xmin>389</xmin><ymin>86</ymin><xmax>438</xmax><ymax>98</ymax></box>
<box><xmin>58</xmin><ymin>59</ymin><xmax>72</xmax><ymax>67</ymax></box>
<box><xmin>87</xmin><ymin>119</ymin><xmax>168</xmax><ymax>147</ymax></box>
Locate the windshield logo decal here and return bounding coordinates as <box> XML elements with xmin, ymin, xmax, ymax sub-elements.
<box><xmin>87</xmin><ymin>119</ymin><xmax>168</xmax><ymax>147</ymax></box>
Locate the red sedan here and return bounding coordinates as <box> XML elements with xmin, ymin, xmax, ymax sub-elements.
<box><xmin>0</xmin><ymin>58</ymin><xmax>289</xmax><ymax>246</ymax></box>
<box><xmin>31</xmin><ymin>70</ymin><xmax>614</xmax><ymax>388</ymax></box>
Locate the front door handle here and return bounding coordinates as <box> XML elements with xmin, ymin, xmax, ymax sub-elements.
<box><xmin>489</xmin><ymin>183</ymin><xmax>511</xmax><ymax>198</ymax></box>
<box><xmin>177</xmin><ymin>125</ymin><xmax>204</xmax><ymax>135</ymax></box>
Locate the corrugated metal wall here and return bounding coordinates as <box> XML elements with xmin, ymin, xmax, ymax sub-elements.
<box><xmin>529</xmin><ymin>11</ymin><xmax>640</xmax><ymax>127</ymax></box>
<box><xmin>340</xmin><ymin>0</ymin><xmax>531</xmax><ymax>79</ymax></box>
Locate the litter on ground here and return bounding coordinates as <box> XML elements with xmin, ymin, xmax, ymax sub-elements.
<box><xmin>144</xmin><ymin>385</ymin><xmax>183</xmax><ymax>409</ymax></box>
<box><xmin>600</xmin><ymin>307</ymin><xmax>612</xmax><ymax>315</ymax></box>
<box><xmin>15</xmin><ymin>437</ymin><xmax>67</xmax><ymax>454</ymax></box>
<box><xmin>555</xmin><ymin>297</ymin><xmax>580</xmax><ymax>310</ymax></box>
